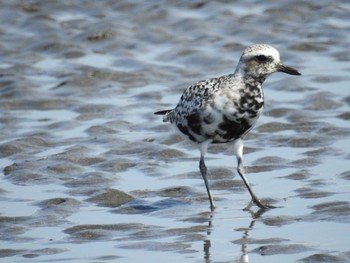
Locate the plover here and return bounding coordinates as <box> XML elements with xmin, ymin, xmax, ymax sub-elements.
<box><xmin>155</xmin><ymin>44</ymin><xmax>301</xmax><ymax>209</ymax></box>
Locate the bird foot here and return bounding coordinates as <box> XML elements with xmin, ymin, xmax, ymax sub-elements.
<box><xmin>244</xmin><ymin>199</ymin><xmax>277</xmax><ymax>210</ymax></box>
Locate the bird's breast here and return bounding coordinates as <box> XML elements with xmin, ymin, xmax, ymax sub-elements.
<box><xmin>211</xmin><ymin>85</ymin><xmax>264</xmax><ymax>118</ymax></box>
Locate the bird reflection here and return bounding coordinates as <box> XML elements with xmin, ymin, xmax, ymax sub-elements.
<box><xmin>203</xmin><ymin>239</ymin><xmax>211</xmax><ymax>262</ymax></box>
<box><xmin>202</xmin><ymin>207</ymin><xmax>268</xmax><ymax>262</ymax></box>
<box><xmin>203</xmin><ymin>211</ymin><xmax>213</xmax><ymax>263</ymax></box>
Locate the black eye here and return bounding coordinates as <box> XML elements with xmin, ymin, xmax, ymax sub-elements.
<box><xmin>255</xmin><ymin>55</ymin><xmax>268</xmax><ymax>62</ymax></box>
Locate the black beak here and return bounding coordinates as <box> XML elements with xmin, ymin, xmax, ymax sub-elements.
<box><xmin>278</xmin><ymin>64</ymin><xmax>301</xmax><ymax>75</ymax></box>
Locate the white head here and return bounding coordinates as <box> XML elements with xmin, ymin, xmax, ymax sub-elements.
<box><xmin>235</xmin><ymin>44</ymin><xmax>301</xmax><ymax>80</ymax></box>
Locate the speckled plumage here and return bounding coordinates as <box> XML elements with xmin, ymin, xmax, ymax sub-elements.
<box><xmin>155</xmin><ymin>44</ymin><xmax>301</xmax><ymax>209</ymax></box>
<box><xmin>165</xmin><ymin>74</ymin><xmax>264</xmax><ymax>144</ymax></box>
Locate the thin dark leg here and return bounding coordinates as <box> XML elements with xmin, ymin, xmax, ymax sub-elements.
<box><xmin>199</xmin><ymin>157</ymin><xmax>215</xmax><ymax>210</ymax></box>
<box><xmin>237</xmin><ymin>157</ymin><xmax>274</xmax><ymax>209</ymax></box>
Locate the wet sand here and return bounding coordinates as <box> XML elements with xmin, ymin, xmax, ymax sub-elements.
<box><xmin>1</xmin><ymin>1</ymin><xmax>350</xmax><ymax>262</ymax></box>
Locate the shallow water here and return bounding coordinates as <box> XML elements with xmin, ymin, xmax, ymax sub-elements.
<box><xmin>1</xmin><ymin>1</ymin><xmax>350</xmax><ymax>262</ymax></box>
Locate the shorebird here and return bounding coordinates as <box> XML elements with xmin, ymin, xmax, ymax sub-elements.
<box><xmin>155</xmin><ymin>44</ymin><xmax>301</xmax><ymax>210</ymax></box>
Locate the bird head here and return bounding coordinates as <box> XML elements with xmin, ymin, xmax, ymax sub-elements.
<box><xmin>235</xmin><ymin>44</ymin><xmax>301</xmax><ymax>80</ymax></box>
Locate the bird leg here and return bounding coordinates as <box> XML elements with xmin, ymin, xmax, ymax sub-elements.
<box><xmin>199</xmin><ymin>157</ymin><xmax>216</xmax><ymax>210</ymax></box>
<box><xmin>237</xmin><ymin>157</ymin><xmax>274</xmax><ymax>209</ymax></box>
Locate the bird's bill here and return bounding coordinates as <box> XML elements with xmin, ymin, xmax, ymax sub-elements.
<box><xmin>278</xmin><ymin>64</ymin><xmax>301</xmax><ymax>75</ymax></box>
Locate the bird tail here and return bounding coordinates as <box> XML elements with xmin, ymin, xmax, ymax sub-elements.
<box><xmin>154</xmin><ymin>109</ymin><xmax>173</xmax><ymax>122</ymax></box>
